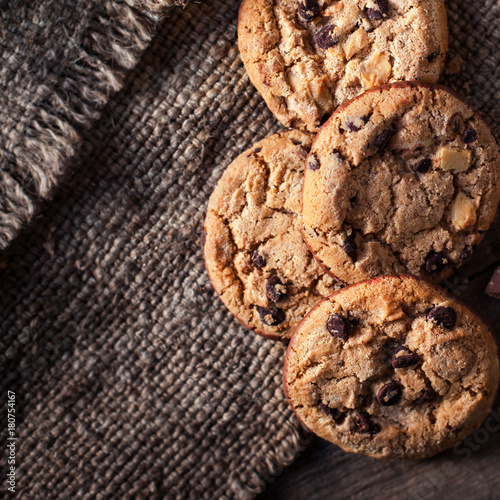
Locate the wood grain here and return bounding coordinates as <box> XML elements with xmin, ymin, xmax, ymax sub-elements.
<box><xmin>257</xmin><ymin>215</ymin><xmax>500</xmax><ymax>500</ymax></box>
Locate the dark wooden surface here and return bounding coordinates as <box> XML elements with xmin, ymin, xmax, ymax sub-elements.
<box><xmin>257</xmin><ymin>215</ymin><xmax>500</xmax><ymax>500</ymax></box>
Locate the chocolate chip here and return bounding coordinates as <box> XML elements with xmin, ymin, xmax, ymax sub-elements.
<box><xmin>427</xmin><ymin>50</ymin><xmax>440</xmax><ymax>63</ymax></box>
<box><xmin>375</xmin><ymin>0</ymin><xmax>389</xmax><ymax>14</ymax></box>
<box><xmin>342</xmin><ymin>231</ymin><xmax>357</xmax><ymax>261</ymax></box>
<box><xmin>291</xmin><ymin>139</ymin><xmax>303</xmax><ymax>146</ymax></box>
<box><xmin>414</xmin><ymin>158</ymin><xmax>431</xmax><ymax>174</ymax></box>
<box><xmin>266</xmin><ymin>275</ymin><xmax>287</xmax><ymax>303</ymax></box>
<box><xmin>247</xmin><ymin>147</ymin><xmax>262</xmax><ymax>157</ymax></box>
<box><xmin>346</xmin><ymin>116</ymin><xmax>369</xmax><ymax>132</ymax></box>
<box><xmin>315</xmin><ymin>25</ymin><xmax>339</xmax><ymax>49</ymax></box>
<box><xmin>366</xmin><ymin>8</ymin><xmax>383</xmax><ymax>19</ymax></box>
<box><xmin>463</xmin><ymin>127</ymin><xmax>477</xmax><ymax>144</ymax></box>
<box><xmin>460</xmin><ymin>246</ymin><xmax>471</xmax><ymax>261</ymax></box>
<box><xmin>251</xmin><ymin>251</ymin><xmax>266</xmax><ymax>268</ymax></box>
<box><xmin>353</xmin><ymin>411</ymin><xmax>380</xmax><ymax>434</ymax></box>
<box><xmin>391</xmin><ymin>345</ymin><xmax>419</xmax><ymax>369</ymax></box>
<box><xmin>318</xmin><ymin>402</ymin><xmax>338</xmax><ymax>418</ymax></box>
<box><xmin>424</xmin><ymin>251</ymin><xmax>447</xmax><ymax>273</ymax></box>
<box><xmin>298</xmin><ymin>0</ymin><xmax>320</xmax><ymax>21</ymax></box>
<box><xmin>377</xmin><ymin>381</ymin><xmax>402</xmax><ymax>406</ymax></box>
<box><xmin>366</xmin><ymin>0</ymin><xmax>389</xmax><ymax>19</ymax></box>
<box><xmin>308</xmin><ymin>153</ymin><xmax>320</xmax><ymax>171</ymax></box>
<box><xmin>257</xmin><ymin>306</ymin><xmax>285</xmax><ymax>326</ymax></box>
<box><xmin>427</xmin><ymin>306</ymin><xmax>457</xmax><ymax>329</ymax></box>
<box><xmin>373</xmin><ymin>129</ymin><xmax>394</xmax><ymax>150</ymax></box>
<box><xmin>414</xmin><ymin>389</ymin><xmax>433</xmax><ymax>404</ymax></box>
<box><xmin>333</xmin><ymin>149</ymin><xmax>344</xmax><ymax>161</ymax></box>
<box><xmin>327</xmin><ymin>314</ymin><xmax>351</xmax><ymax>339</ymax></box>
<box><xmin>447</xmin><ymin>113</ymin><xmax>463</xmax><ymax>134</ymax></box>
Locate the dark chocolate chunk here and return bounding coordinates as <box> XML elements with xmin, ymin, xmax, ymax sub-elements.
<box><xmin>266</xmin><ymin>275</ymin><xmax>287</xmax><ymax>303</ymax></box>
<box><xmin>460</xmin><ymin>246</ymin><xmax>471</xmax><ymax>261</ymax></box>
<box><xmin>333</xmin><ymin>148</ymin><xmax>344</xmax><ymax>161</ymax></box>
<box><xmin>414</xmin><ymin>158</ymin><xmax>431</xmax><ymax>174</ymax></box>
<box><xmin>377</xmin><ymin>381</ymin><xmax>402</xmax><ymax>406</ymax></box>
<box><xmin>414</xmin><ymin>389</ymin><xmax>433</xmax><ymax>404</ymax></box>
<box><xmin>291</xmin><ymin>139</ymin><xmax>303</xmax><ymax>146</ymax></box>
<box><xmin>463</xmin><ymin>128</ymin><xmax>477</xmax><ymax>144</ymax></box>
<box><xmin>257</xmin><ymin>306</ymin><xmax>286</xmax><ymax>326</ymax></box>
<box><xmin>353</xmin><ymin>411</ymin><xmax>380</xmax><ymax>435</ymax></box>
<box><xmin>308</xmin><ymin>153</ymin><xmax>320</xmax><ymax>171</ymax></box>
<box><xmin>327</xmin><ymin>314</ymin><xmax>351</xmax><ymax>339</ymax></box>
<box><xmin>318</xmin><ymin>402</ymin><xmax>338</xmax><ymax>418</ymax></box>
<box><xmin>485</xmin><ymin>266</ymin><xmax>500</xmax><ymax>299</ymax></box>
<box><xmin>391</xmin><ymin>345</ymin><xmax>419</xmax><ymax>369</ymax></box>
<box><xmin>251</xmin><ymin>251</ymin><xmax>266</xmax><ymax>268</ymax></box>
<box><xmin>424</xmin><ymin>251</ymin><xmax>447</xmax><ymax>273</ymax></box>
<box><xmin>427</xmin><ymin>50</ymin><xmax>440</xmax><ymax>63</ymax></box>
<box><xmin>315</xmin><ymin>25</ymin><xmax>339</xmax><ymax>49</ymax></box>
<box><xmin>365</xmin><ymin>7</ymin><xmax>383</xmax><ymax>19</ymax></box>
<box><xmin>373</xmin><ymin>128</ymin><xmax>394</xmax><ymax>150</ymax></box>
<box><xmin>247</xmin><ymin>147</ymin><xmax>262</xmax><ymax>157</ymax></box>
<box><xmin>298</xmin><ymin>0</ymin><xmax>320</xmax><ymax>21</ymax></box>
<box><xmin>366</xmin><ymin>0</ymin><xmax>389</xmax><ymax>19</ymax></box>
<box><xmin>427</xmin><ymin>306</ymin><xmax>457</xmax><ymax>329</ymax></box>
<box><xmin>447</xmin><ymin>113</ymin><xmax>463</xmax><ymax>134</ymax></box>
<box><xmin>343</xmin><ymin>231</ymin><xmax>357</xmax><ymax>261</ymax></box>
<box><xmin>375</xmin><ymin>0</ymin><xmax>389</xmax><ymax>14</ymax></box>
<box><xmin>347</xmin><ymin>121</ymin><xmax>361</xmax><ymax>132</ymax></box>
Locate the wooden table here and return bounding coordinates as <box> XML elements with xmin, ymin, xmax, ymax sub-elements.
<box><xmin>257</xmin><ymin>216</ymin><xmax>500</xmax><ymax>500</ymax></box>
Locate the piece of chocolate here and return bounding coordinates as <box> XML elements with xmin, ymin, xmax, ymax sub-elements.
<box><xmin>373</xmin><ymin>129</ymin><xmax>394</xmax><ymax>150</ymax></box>
<box><xmin>298</xmin><ymin>0</ymin><xmax>320</xmax><ymax>21</ymax></box>
<box><xmin>414</xmin><ymin>389</ymin><xmax>433</xmax><ymax>404</ymax></box>
<box><xmin>391</xmin><ymin>345</ymin><xmax>419</xmax><ymax>369</ymax></box>
<box><xmin>257</xmin><ymin>306</ymin><xmax>285</xmax><ymax>326</ymax></box>
<box><xmin>463</xmin><ymin>128</ymin><xmax>477</xmax><ymax>144</ymax></box>
<box><xmin>251</xmin><ymin>251</ymin><xmax>266</xmax><ymax>268</ymax></box>
<box><xmin>327</xmin><ymin>314</ymin><xmax>351</xmax><ymax>339</ymax></box>
<box><xmin>377</xmin><ymin>381</ymin><xmax>402</xmax><ymax>406</ymax></box>
<box><xmin>353</xmin><ymin>411</ymin><xmax>380</xmax><ymax>434</ymax></box>
<box><xmin>318</xmin><ymin>401</ymin><xmax>338</xmax><ymax>418</ymax></box>
<box><xmin>486</xmin><ymin>266</ymin><xmax>500</xmax><ymax>299</ymax></box>
<box><xmin>315</xmin><ymin>25</ymin><xmax>339</xmax><ymax>49</ymax></box>
<box><xmin>266</xmin><ymin>275</ymin><xmax>287</xmax><ymax>303</ymax></box>
<box><xmin>308</xmin><ymin>153</ymin><xmax>320</xmax><ymax>171</ymax></box>
<box><xmin>460</xmin><ymin>246</ymin><xmax>471</xmax><ymax>261</ymax></box>
<box><xmin>427</xmin><ymin>306</ymin><xmax>457</xmax><ymax>330</ymax></box>
<box><xmin>414</xmin><ymin>158</ymin><xmax>431</xmax><ymax>174</ymax></box>
<box><xmin>424</xmin><ymin>251</ymin><xmax>447</xmax><ymax>273</ymax></box>
<box><xmin>343</xmin><ymin>231</ymin><xmax>357</xmax><ymax>261</ymax></box>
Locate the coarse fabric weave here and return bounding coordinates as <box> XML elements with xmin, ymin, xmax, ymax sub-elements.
<box><xmin>1</xmin><ymin>0</ymin><xmax>499</xmax><ymax>499</ymax></box>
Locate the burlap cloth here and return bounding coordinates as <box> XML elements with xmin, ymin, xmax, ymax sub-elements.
<box><xmin>0</xmin><ymin>0</ymin><xmax>499</xmax><ymax>498</ymax></box>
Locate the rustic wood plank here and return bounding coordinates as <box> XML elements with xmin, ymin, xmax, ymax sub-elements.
<box><xmin>257</xmin><ymin>216</ymin><xmax>500</xmax><ymax>500</ymax></box>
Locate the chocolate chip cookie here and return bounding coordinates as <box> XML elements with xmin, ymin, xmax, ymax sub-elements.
<box><xmin>283</xmin><ymin>274</ymin><xmax>499</xmax><ymax>458</ymax></box>
<box><xmin>302</xmin><ymin>82</ymin><xmax>500</xmax><ymax>285</ymax></box>
<box><xmin>204</xmin><ymin>129</ymin><xmax>341</xmax><ymax>340</ymax></box>
<box><xmin>238</xmin><ymin>0</ymin><xmax>447</xmax><ymax>131</ymax></box>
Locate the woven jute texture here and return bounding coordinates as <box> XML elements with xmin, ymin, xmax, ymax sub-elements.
<box><xmin>1</xmin><ymin>0</ymin><xmax>500</xmax><ymax>499</ymax></box>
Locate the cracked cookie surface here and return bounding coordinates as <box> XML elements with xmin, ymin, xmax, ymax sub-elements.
<box><xmin>302</xmin><ymin>82</ymin><xmax>500</xmax><ymax>285</ymax></box>
<box><xmin>283</xmin><ymin>274</ymin><xmax>499</xmax><ymax>458</ymax></box>
<box><xmin>238</xmin><ymin>0</ymin><xmax>447</xmax><ymax>132</ymax></box>
<box><xmin>204</xmin><ymin>129</ymin><xmax>341</xmax><ymax>340</ymax></box>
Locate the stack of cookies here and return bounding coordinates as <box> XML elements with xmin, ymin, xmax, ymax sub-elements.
<box><xmin>203</xmin><ymin>0</ymin><xmax>500</xmax><ymax>459</ymax></box>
